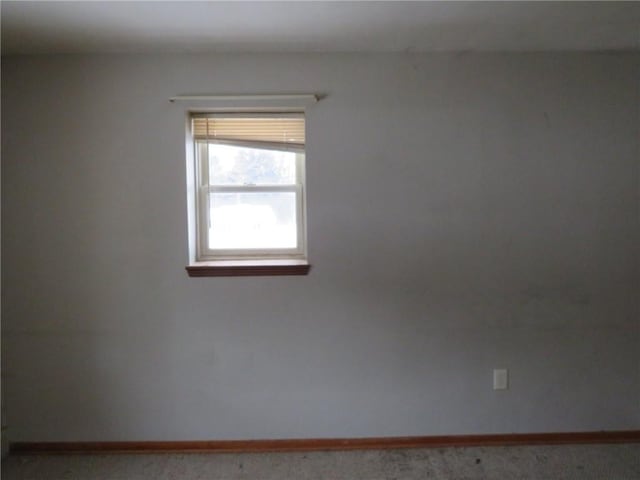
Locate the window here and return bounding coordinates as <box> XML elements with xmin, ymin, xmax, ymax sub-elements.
<box><xmin>186</xmin><ymin>113</ymin><xmax>309</xmax><ymax>276</ymax></box>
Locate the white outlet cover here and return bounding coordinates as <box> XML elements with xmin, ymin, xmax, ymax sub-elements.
<box><xmin>493</xmin><ymin>368</ymin><xmax>508</xmax><ymax>390</ymax></box>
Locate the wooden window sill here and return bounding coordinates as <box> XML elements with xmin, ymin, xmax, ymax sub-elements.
<box><xmin>186</xmin><ymin>259</ymin><xmax>310</xmax><ymax>277</ymax></box>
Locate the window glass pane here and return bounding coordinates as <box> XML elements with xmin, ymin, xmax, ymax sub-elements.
<box><xmin>209</xmin><ymin>192</ymin><xmax>297</xmax><ymax>249</ymax></box>
<box><xmin>208</xmin><ymin>144</ymin><xmax>296</xmax><ymax>185</ymax></box>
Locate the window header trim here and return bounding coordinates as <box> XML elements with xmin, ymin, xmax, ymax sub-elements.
<box><xmin>171</xmin><ymin>94</ymin><xmax>321</xmax><ymax>112</ymax></box>
<box><xmin>170</xmin><ymin>94</ymin><xmax>319</xmax><ymax>103</ymax></box>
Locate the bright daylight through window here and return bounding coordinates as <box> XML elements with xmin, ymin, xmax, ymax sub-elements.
<box><xmin>191</xmin><ymin>113</ymin><xmax>307</xmax><ymax>267</ymax></box>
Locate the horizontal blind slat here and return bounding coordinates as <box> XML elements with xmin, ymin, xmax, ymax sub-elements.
<box><xmin>192</xmin><ymin>116</ymin><xmax>305</xmax><ymax>147</ymax></box>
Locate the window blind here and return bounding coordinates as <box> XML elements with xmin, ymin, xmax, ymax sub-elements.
<box><xmin>192</xmin><ymin>114</ymin><xmax>305</xmax><ymax>150</ymax></box>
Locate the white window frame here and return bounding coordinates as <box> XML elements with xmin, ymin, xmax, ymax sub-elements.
<box><xmin>191</xmin><ymin>113</ymin><xmax>307</xmax><ymax>262</ymax></box>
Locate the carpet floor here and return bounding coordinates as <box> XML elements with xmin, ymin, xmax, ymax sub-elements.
<box><xmin>3</xmin><ymin>443</ymin><xmax>640</xmax><ymax>479</ymax></box>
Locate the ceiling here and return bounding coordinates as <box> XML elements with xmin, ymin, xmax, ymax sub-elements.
<box><xmin>2</xmin><ymin>1</ymin><xmax>640</xmax><ymax>55</ymax></box>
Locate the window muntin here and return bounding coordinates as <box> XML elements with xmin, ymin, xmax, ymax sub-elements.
<box><xmin>193</xmin><ymin>113</ymin><xmax>306</xmax><ymax>261</ymax></box>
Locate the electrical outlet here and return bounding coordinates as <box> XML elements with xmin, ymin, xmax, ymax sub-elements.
<box><xmin>493</xmin><ymin>368</ymin><xmax>508</xmax><ymax>390</ymax></box>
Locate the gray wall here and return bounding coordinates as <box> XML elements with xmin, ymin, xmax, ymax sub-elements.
<box><xmin>1</xmin><ymin>53</ymin><xmax>639</xmax><ymax>442</ymax></box>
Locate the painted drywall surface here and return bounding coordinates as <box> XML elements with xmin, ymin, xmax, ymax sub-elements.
<box><xmin>1</xmin><ymin>53</ymin><xmax>638</xmax><ymax>441</ymax></box>
<box><xmin>0</xmin><ymin>79</ymin><xmax>5</xmax><ymax>456</ymax></box>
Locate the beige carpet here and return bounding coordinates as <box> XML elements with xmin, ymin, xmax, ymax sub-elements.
<box><xmin>3</xmin><ymin>443</ymin><xmax>640</xmax><ymax>479</ymax></box>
